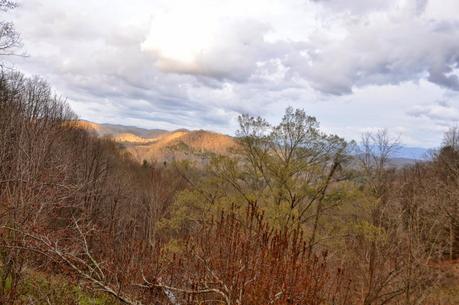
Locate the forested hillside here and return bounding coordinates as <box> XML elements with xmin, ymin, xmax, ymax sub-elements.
<box><xmin>77</xmin><ymin>121</ymin><xmax>425</xmax><ymax>166</ymax></box>
<box><xmin>1</xmin><ymin>1</ymin><xmax>459</xmax><ymax>304</ymax></box>
<box><xmin>1</xmin><ymin>70</ymin><xmax>459</xmax><ymax>304</ymax></box>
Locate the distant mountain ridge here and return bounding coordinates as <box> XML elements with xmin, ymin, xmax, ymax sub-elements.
<box><xmin>76</xmin><ymin>120</ymin><xmax>237</xmax><ymax>162</ymax></box>
<box><xmin>76</xmin><ymin>121</ymin><xmax>431</xmax><ymax>165</ymax></box>
<box><xmin>77</xmin><ymin>120</ymin><xmax>168</xmax><ymax>139</ymax></box>
<box><xmin>392</xmin><ymin>146</ymin><xmax>430</xmax><ymax>160</ymax></box>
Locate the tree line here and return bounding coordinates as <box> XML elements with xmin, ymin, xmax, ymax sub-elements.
<box><xmin>0</xmin><ymin>2</ymin><xmax>458</xmax><ymax>304</ymax></box>
<box><xmin>0</xmin><ymin>70</ymin><xmax>458</xmax><ymax>304</ymax></box>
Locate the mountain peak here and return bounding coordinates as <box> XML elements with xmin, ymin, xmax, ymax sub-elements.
<box><xmin>76</xmin><ymin>121</ymin><xmax>237</xmax><ymax>162</ymax></box>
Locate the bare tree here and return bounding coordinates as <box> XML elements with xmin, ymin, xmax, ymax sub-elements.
<box><xmin>442</xmin><ymin>126</ymin><xmax>459</xmax><ymax>151</ymax></box>
<box><xmin>0</xmin><ymin>1</ymin><xmax>20</xmax><ymax>56</ymax></box>
<box><xmin>339</xmin><ymin>130</ymin><xmax>445</xmax><ymax>305</ymax></box>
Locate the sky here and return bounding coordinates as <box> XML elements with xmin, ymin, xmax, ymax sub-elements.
<box><xmin>6</xmin><ymin>0</ymin><xmax>459</xmax><ymax>148</ymax></box>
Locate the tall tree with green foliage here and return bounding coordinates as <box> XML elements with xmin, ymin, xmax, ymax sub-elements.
<box><xmin>164</xmin><ymin>107</ymin><xmax>350</xmax><ymax>253</ymax></box>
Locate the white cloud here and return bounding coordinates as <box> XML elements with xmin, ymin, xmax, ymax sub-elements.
<box><xmin>293</xmin><ymin>0</ymin><xmax>459</xmax><ymax>94</ymax></box>
<box><xmin>142</xmin><ymin>18</ymin><xmax>274</xmax><ymax>82</ymax></box>
<box><xmin>408</xmin><ymin>101</ymin><xmax>459</xmax><ymax>124</ymax></box>
<box><xmin>5</xmin><ymin>0</ymin><xmax>459</xmax><ymax>147</ymax></box>
<box><xmin>138</xmin><ymin>0</ymin><xmax>459</xmax><ymax>95</ymax></box>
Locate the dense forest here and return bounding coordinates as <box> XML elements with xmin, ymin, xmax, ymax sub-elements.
<box><xmin>1</xmin><ymin>2</ymin><xmax>459</xmax><ymax>305</ymax></box>
<box><xmin>1</xmin><ymin>69</ymin><xmax>459</xmax><ymax>305</ymax></box>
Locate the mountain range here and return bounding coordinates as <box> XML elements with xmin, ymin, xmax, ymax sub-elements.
<box><xmin>76</xmin><ymin>120</ymin><xmax>430</xmax><ymax>165</ymax></box>
<box><xmin>76</xmin><ymin>120</ymin><xmax>236</xmax><ymax>162</ymax></box>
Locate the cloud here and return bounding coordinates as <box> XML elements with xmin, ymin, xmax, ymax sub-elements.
<box><xmin>138</xmin><ymin>0</ymin><xmax>459</xmax><ymax>95</ymax></box>
<box><xmin>142</xmin><ymin>18</ymin><xmax>275</xmax><ymax>82</ymax></box>
<box><xmin>428</xmin><ymin>65</ymin><xmax>459</xmax><ymax>91</ymax></box>
<box><xmin>6</xmin><ymin>0</ymin><xmax>459</xmax><ymax>147</ymax></box>
<box><xmin>291</xmin><ymin>0</ymin><xmax>459</xmax><ymax>94</ymax></box>
<box><xmin>312</xmin><ymin>0</ymin><xmax>394</xmax><ymax>14</ymax></box>
<box><xmin>407</xmin><ymin>101</ymin><xmax>459</xmax><ymax>124</ymax></box>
